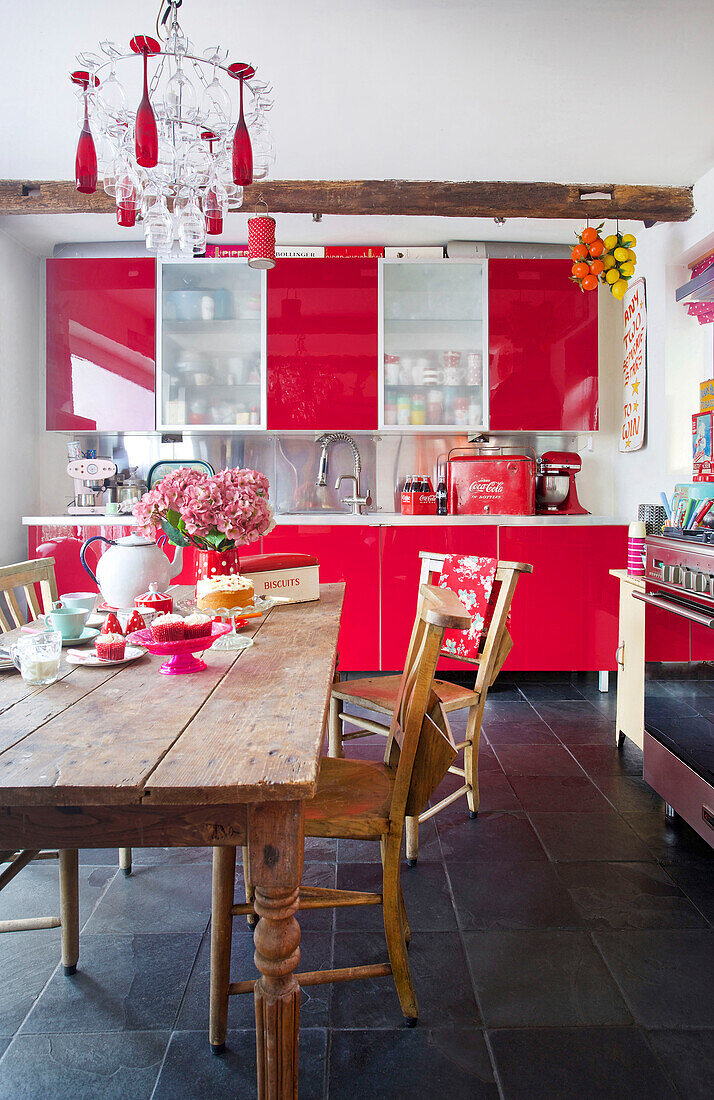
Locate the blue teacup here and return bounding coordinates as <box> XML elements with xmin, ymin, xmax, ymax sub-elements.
<box><xmin>45</xmin><ymin>601</ymin><xmax>90</xmax><ymax>641</ymax></box>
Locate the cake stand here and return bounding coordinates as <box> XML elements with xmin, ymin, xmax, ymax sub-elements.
<box><xmin>126</xmin><ymin>623</ymin><xmax>232</xmax><ymax>675</ymax></box>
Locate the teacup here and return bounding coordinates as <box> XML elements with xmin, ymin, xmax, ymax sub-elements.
<box><xmin>10</xmin><ymin>631</ymin><xmax>62</xmax><ymax>686</ymax></box>
<box><xmin>60</xmin><ymin>592</ymin><xmax>97</xmax><ymax>615</ymax></box>
<box><xmin>45</xmin><ymin>601</ymin><xmax>90</xmax><ymax>640</ymax></box>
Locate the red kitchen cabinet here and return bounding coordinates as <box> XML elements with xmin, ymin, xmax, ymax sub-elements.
<box><xmin>266</xmin><ymin>258</ymin><xmax>378</xmax><ymax>430</ymax></box>
<box><xmin>379</xmin><ymin>525</ymin><xmax>497</xmax><ymax>671</ymax></box>
<box><xmin>46</xmin><ymin>258</ymin><xmax>156</xmax><ymax>431</ymax></box>
<box><xmin>498</xmin><ymin>525</ymin><xmax>626</xmax><ymax>670</ymax></box>
<box><xmin>488</xmin><ymin>258</ymin><xmax>599</xmax><ymax>431</ymax></box>
<box><xmin>261</xmin><ymin>524</ymin><xmax>380</xmax><ymax>670</ymax></box>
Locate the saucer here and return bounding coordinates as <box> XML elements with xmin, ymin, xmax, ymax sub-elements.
<box><xmin>66</xmin><ymin>644</ymin><xmax>146</xmax><ymax>667</ymax></box>
<box><xmin>36</xmin><ymin>621</ymin><xmax>99</xmax><ymax>647</ymax></box>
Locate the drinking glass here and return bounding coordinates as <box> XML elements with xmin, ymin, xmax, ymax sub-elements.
<box><xmin>10</xmin><ymin>632</ymin><xmax>62</xmax><ymax>686</ymax></box>
<box><xmin>144</xmin><ymin>196</ymin><xmax>174</xmax><ymax>253</ymax></box>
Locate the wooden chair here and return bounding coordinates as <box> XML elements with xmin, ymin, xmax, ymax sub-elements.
<box><xmin>328</xmin><ymin>552</ymin><xmax>533</xmax><ymax>864</ymax></box>
<box><xmin>0</xmin><ymin>558</ymin><xmax>79</xmax><ymax>974</ymax></box>
<box><xmin>209</xmin><ymin>583</ymin><xmax>471</xmax><ymax>1048</ymax></box>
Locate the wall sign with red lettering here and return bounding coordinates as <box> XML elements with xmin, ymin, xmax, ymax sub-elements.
<box><xmin>620</xmin><ymin>277</ymin><xmax>647</xmax><ymax>452</ymax></box>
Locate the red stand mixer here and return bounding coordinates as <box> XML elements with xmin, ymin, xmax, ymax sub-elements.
<box><xmin>535</xmin><ymin>451</ymin><xmax>588</xmax><ymax>515</ymax></box>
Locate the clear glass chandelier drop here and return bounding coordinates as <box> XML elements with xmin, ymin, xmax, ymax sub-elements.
<box><xmin>70</xmin><ymin>0</ymin><xmax>276</xmax><ymax>257</ymax></box>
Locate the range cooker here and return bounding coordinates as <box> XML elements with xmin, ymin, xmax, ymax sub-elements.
<box><xmin>635</xmin><ymin>533</ymin><xmax>714</xmax><ymax>848</ymax></box>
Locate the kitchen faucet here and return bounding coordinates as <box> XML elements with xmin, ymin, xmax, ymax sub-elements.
<box><xmin>315</xmin><ymin>433</ymin><xmax>372</xmax><ymax>515</ymax></box>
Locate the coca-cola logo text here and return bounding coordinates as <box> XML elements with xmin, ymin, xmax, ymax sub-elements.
<box><xmin>468</xmin><ymin>479</ymin><xmax>504</xmax><ymax>496</ymax></box>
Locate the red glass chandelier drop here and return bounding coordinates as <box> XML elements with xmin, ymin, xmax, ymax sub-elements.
<box><xmin>70</xmin><ymin>0</ymin><xmax>276</xmax><ymax>255</ymax></box>
<box><xmin>71</xmin><ymin>71</ymin><xmax>98</xmax><ymax>194</ymax></box>
<box><xmin>131</xmin><ymin>36</ymin><xmax>160</xmax><ymax>168</ymax></box>
<box><xmin>229</xmin><ymin>64</ymin><xmax>254</xmax><ymax>187</ymax></box>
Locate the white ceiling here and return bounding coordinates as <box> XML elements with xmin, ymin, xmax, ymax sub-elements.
<box><xmin>2</xmin><ymin>0</ymin><xmax>712</xmax><ymax>253</ymax></box>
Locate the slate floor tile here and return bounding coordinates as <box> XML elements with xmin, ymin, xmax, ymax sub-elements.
<box><xmin>463</xmin><ymin>930</ymin><xmax>631</xmax><ymax>1027</ymax></box>
<box><xmin>664</xmin><ymin>860</ymin><xmax>714</xmax><ymax>922</ymax></box>
<box><xmin>569</xmin><ymin>742</ymin><xmax>644</xmax><ymax>776</ymax></box>
<box><xmin>83</xmin><ymin>864</ymin><xmax>213</xmax><ymax>935</ymax></box>
<box><xmin>492</xmin><ymin>744</ymin><xmax>585</xmax><ymax>778</ymax></box>
<box><xmin>0</xmin><ymin>1030</ymin><xmax>169</xmax><ymax>1100</ymax></box>
<box><xmin>593</xmin><ymin>772</ymin><xmax>665</xmax><ymax>813</ymax></box>
<box><xmin>335</xmin><ymin>861</ymin><xmax>457</xmax><ymax>932</ymax></box>
<box><xmin>21</xmin><ymin>933</ymin><xmax>201</xmax><ymax>1034</ymax></box>
<box><xmin>528</xmin><ymin>811</ymin><xmax>653</xmax><ymax>862</ymax></box>
<box><xmin>556</xmin><ymin>861</ymin><xmax>709</xmax><ymax>929</ymax></box>
<box><xmin>646</xmin><ymin>1029</ymin><xmax>714</xmax><ymax>1100</ymax></box>
<box><xmin>330</xmin><ymin>931</ymin><xmax>480</xmax><ymax>1028</ymax></box>
<box><xmin>593</xmin><ymin>929</ymin><xmax>714</xmax><ymax>1027</ymax></box>
<box><xmin>153</xmin><ymin>1028</ymin><xmax>327</xmax><ymax>1100</ymax></box>
<box><xmin>482</xmin><ymin>700</ymin><xmax>539</xmax><ymax>724</ymax></box>
<box><xmin>0</xmin><ymin>930</ymin><xmax>63</xmax><ymax>1035</ymax></box>
<box><xmin>624</xmin><ymin>810</ymin><xmax>714</xmax><ymax>865</ymax></box>
<box><xmin>177</xmin><ymin>928</ymin><xmax>332</xmax><ymax>1030</ymax></box>
<box><xmin>489</xmin><ymin>1026</ymin><xmax>677</xmax><ymax>1100</ymax></box>
<box><xmin>508</xmin><ymin>774</ymin><xmax>612</xmax><ymax>812</ymax></box>
<box><xmin>438</xmin><ymin>811</ymin><xmax>547</xmax><ymax>863</ymax></box>
<box><xmin>0</xmin><ymin>862</ymin><xmax>115</xmax><ymax>932</ymax></box>
<box><xmin>338</xmin><ymin>818</ymin><xmax>438</xmax><ymax>863</ymax></box>
<box><xmin>328</xmin><ymin>1028</ymin><xmax>498</xmax><ymax>1100</ymax></box>
<box><xmin>484</xmin><ymin>722</ymin><xmax>559</xmax><ymax>747</ymax></box>
<box><xmin>449</xmin><ymin>860</ymin><xmax>583</xmax><ymax>931</ymax></box>
<box><xmin>516</xmin><ymin>677</ymin><xmax>586</xmax><ymax>702</ymax></box>
<box><xmin>532</xmin><ymin>699</ymin><xmax>615</xmax><ymax>743</ymax></box>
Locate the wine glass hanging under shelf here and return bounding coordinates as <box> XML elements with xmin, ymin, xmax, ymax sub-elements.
<box><xmin>71</xmin><ymin>0</ymin><xmax>275</xmax><ymax>256</ymax></box>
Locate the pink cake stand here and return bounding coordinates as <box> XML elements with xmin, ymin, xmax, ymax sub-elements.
<box><xmin>126</xmin><ymin>623</ymin><xmax>233</xmax><ymax>675</ymax></box>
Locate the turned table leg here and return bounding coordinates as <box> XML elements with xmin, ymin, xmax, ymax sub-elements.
<box><xmin>249</xmin><ymin>801</ymin><xmax>304</xmax><ymax>1100</ymax></box>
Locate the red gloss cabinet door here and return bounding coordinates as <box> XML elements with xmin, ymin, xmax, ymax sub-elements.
<box><xmin>261</xmin><ymin>524</ymin><xmax>380</xmax><ymax>670</ymax></box>
<box><xmin>46</xmin><ymin>258</ymin><xmax>156</xmax><ymax>431</ymax></box>
<box><xmin>498</xmin><ymin>525</ymin><xmax>626</xmax><ymax>670</ymax></box>
<box><xmin>379</xmin><ymin>525</ymin><xmax>498</xmax><ymax>671</ymax></box>
<box><xmin>488</xmin><ymin>258</ymin><xmax>599</xmax><ymax>431</ymax></box>
<box><xmin>266</xmin><ymin>258</ymin><xmax>378</xmax><ymax>430</ymax></box>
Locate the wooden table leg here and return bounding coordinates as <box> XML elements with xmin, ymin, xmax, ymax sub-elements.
<box><xmin>210</xmin><ymin>845</ymin><xmax>237</xmax><ymax>1054</ymax></box>
<box><xmin>58</xmin><ymin>849</ymin><xmax>79</xmax><ymax>976</ymax></box>
<box><xmin>249</xmin><ymin>801</ymin><xmax>304</xmax><ymax>1100</ymax></box>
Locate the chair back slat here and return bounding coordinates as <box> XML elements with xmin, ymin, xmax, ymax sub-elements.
<box><xmin>384</xmin><ymin>583</ymin><xmax>470</xmax><ymax>827</ymax></box>
<box><xmin>0</xmin><ymin>559</ymin><xmax>58</xmax><ymax>633</ymax></box>
<box><xmin>418</xmin><ymin>552</ymin><xmax>532</xmax><ymax>684</ymax></box>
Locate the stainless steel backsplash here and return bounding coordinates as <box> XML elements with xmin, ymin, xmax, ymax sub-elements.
<box><xmin>46</xmin><ymin>430</ymin><xmax>580</xmax><ymax>515</ymax></box>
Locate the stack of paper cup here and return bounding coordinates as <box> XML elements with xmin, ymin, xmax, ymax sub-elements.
<box><xmin>628</xmin><ymin>521</ymin><xmax>647</xmax><ymax>576</ymax></box>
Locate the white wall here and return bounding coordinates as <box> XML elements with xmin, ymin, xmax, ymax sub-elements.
<box><xmin>0</xmin><ymin>231</ymin><xmax>41</xmax><ymax>564</ymax></box>
<box><xmin>615</xmin><ymin>167</ymin><xmax>714</xmax><ymax>520</ymax></box>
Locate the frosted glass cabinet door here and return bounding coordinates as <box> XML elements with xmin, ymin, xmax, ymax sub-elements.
<box><xmin>380</xmin><ymin>260</ymin><xmax>488</xmax><ymax>431</ymax></box>
<box><xmin>158</xmin><ymin>260</ymin><xmax>266</xmax><ymax>430</ymax></box>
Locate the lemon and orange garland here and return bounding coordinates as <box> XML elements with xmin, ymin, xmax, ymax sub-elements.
<box><xmin>570</xmin><ymin>224</ymin><xmax>638</xmax><ymax>301</ymax></box>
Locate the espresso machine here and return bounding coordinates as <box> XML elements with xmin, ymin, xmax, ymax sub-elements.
<box><xmin>535</xmin><ymin>450</ymin><xmax>588</xmax><ymax>515</ymax></box>
<box><xmin>67</xmin><ymin>455</ymin><xmax>118</xmax><ymax>515</ymax></box>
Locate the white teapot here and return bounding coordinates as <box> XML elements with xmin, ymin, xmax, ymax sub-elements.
<box><xmin>81</xmin><ymin>534</ymin><xmax>183</xmax><ymax>609</ymax></box>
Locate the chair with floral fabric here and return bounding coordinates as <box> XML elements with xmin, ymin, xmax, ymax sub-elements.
<box><xmin>328</xmin><ymin>552</ymin><xmax>532</xmax><ymax>864</ymax></box>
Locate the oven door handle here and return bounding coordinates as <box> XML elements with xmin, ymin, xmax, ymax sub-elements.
<box><xmin>632</xmin><ymin>590</ymin><xmax>714</xmax><ymax>628</ymax></box>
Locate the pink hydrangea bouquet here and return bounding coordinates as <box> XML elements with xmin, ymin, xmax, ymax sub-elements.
<box><xmin>132</xmin><ymin>466</ymin><xmax>276</xmax><ymax>550</ymax></box>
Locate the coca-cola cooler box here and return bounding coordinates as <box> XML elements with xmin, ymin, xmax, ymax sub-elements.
<box><xmin>447</xmin><ymin>454</ymin><xmax>535</xmax><ymax>515</ymax></box>
<box><xmin>238</xmin><ymin>553</ymin><xmax>320</xmax><ymax>602</ymax></box>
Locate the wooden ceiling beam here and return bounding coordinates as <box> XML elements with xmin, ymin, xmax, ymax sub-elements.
<box><xmin>0</xmin><ymin>178</ymin><xmax>694</xmax><ymax>222</ymax></box>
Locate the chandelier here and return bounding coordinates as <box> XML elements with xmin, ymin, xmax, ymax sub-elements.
<box><xmin>71</xmin><ymin>0</ymin><xmax>276</xmax><ymax>257</ymax></box>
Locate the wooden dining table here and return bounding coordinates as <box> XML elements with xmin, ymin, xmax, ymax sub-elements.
<box><xmin>0</xmin><ymin>581</ymin><xmax>344</xmax><ymax>1099</ymax></box>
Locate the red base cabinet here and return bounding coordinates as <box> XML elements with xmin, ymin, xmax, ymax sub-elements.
<box><xmin>498</xmin><ymin>525</ymin><xmax>626</xmax><ymax>671</ymax></box>
<box><xmin>488</xmin><ymin>258</ymin><xmax>599</xmax><ymax>432</ymax></box>
<box><xmin>266</xmin><ymin>258</ymin><xmax>378</xmax><ymax>431</ymax></box>
<box><xmin>46</xmin><ymin>258</ymin><xmax>156</xmax><ymax>431</ymax></box>
<box><xmin>261</xmin><ymin>525</ymin><xmax>380</xmax><ymax>670</ymax></box>
<box><xmin>379</xmin><ymin>525</ymin><xmax>498</xmax><ymax>671</ymax></box>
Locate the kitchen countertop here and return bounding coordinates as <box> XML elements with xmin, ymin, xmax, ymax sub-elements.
<box><xmin>23</xmin><ymin>513</ymin><xmax>626</xmax><ymax>527</ymax></box>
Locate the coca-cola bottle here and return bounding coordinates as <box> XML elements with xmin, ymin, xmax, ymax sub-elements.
<box><xmin>403</xmin><ymin>474</ymin><xmax>415</xmax><ymax>493</ymax></box>
<box><xmin>437</xmin><ymin>477</ymin><xmax>448</xmax><ymax>515</ymax></box>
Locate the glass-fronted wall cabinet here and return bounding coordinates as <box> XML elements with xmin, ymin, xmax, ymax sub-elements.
<box><xmin>379</xmin><ymin>259</ymin><xmax>488</xmax><ymax>431</ymax></box>
<box><xmin>157</xmin><ymin>260</ymin><xmax>266</xmax><ymax>430</ymax></box>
